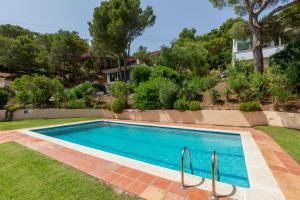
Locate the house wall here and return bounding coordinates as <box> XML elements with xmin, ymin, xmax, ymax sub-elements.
<box><xmin>1</xmin><ymin>109</ymin><xmax>300</xmax><ymax>130</ymax></box>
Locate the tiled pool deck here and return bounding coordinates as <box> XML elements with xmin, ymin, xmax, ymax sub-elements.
<box><xmin>0</xmin><ymin>120</ymin><xmax>299</xmax><ymax>200</ymax></box>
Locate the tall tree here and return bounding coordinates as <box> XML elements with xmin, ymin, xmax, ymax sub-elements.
<box><xmin>48</xmin><ymin>30</ymin><xmax>89</xmax><ymax>79</ymax></box>
<box><xmin>89</xmin><ymin>0</ymin><xmax>156</xmax><ymax>81</ymax></box>
<box><xmin>209</xmin><ymin>0</ymin><xmax>300</xmax><ymax>72</ymax></box>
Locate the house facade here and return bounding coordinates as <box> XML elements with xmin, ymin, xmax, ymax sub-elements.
<box><xmin>232</xmin><ymin>38</ymin><xmax>285</xmax><ymax>66</ymax></box>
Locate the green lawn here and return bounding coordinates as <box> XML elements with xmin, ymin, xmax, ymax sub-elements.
<box><xmin>0</xmin><ymin>117</ymin><xmax>100</xmax><ymax>131</ymax></box>
<box><xmin>255</xmin><ymin>126</ymin><xmax>300</xmax><ymax>163</ymax></box>
<box><xmin>0</xmin><ymin>142</ymin><xmax>136</xmax><ymax>200</ymax></box>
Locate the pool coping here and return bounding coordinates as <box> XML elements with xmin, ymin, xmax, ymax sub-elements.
<box><xmin>18</xmin><ymin>119</ymin><xmax>286</xmax><ymax>200</ymax></box>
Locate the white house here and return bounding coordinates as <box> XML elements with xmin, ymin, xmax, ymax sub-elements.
<box><xmin>102</xmin><ymin>65</ymin><xmax>135</xmax><ymax>84</ymax></box>
<box><xmin>232</xmin><ymin>38</ymin><xmax>285</xmax><ymax>66</ymax></box>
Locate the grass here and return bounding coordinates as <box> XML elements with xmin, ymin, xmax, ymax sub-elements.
<box><xmin>0</xmin><ymin>142</ymin><xmax>136</xmax><ymax>200</ymax></box>
<box><xmin>0</xmin><ymin>117</ymin><xmax>100</xmax><ymax>131</ymax></box>
<box><xmin>255</xmin><ymin>126</ymin><xmax>300</xmax><ymax>163</ymax></box>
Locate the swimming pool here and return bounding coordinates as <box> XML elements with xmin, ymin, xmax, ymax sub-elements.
<box><xmin>34</xmin><ymin>121</ymin><xmax>250</xmax><ymax>188</ymax></box>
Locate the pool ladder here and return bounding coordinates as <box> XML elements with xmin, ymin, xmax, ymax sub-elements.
<box><xmin>181</xmin><ymin>146</ymin><xmax>194</xmax><ymax>188</ymax></box>
<box><xmin>180</xmin><ymin>148</ymin><xmax>220</xmax><ymax>200</ymax></box>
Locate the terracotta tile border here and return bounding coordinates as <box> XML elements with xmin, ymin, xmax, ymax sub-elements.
<box><xmin>1</xmin><ymin>121</ymin><xmax>299</xmax><ymax>199</ymax></box>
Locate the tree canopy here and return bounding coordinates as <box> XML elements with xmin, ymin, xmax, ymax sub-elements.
<box><xmin>89</xmin><ymin>0</ymin><xmax>155</xmax><ymax>64</ymax></box>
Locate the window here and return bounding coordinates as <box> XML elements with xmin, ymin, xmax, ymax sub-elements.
<box><xmin>237</xmin><ymin>40</ymin><xmax>251</xmax><ymax>51</ymax></box>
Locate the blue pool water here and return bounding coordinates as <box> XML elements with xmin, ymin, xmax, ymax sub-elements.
<box><xmin>34</xmin><ymin>121</ymin><xmax>250</xmax><ymax>188</ymax></box>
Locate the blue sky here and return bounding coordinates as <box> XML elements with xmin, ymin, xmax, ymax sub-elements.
<box><xmin>0</xmin><ymin>0</ymin><xmax>236</xmax><ymax>52</ymax></box>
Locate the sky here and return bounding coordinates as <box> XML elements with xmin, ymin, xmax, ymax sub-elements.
<box><xmin>0</xmin><ymin>0</ymin><xmax>236</xmax><ymax>52</ymax></box>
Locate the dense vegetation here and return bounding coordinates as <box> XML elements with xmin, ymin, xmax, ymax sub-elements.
<box><xmin>0</xmin><ymin>0</ymin><xmax>299</xmax><ymax>115</ymax></box>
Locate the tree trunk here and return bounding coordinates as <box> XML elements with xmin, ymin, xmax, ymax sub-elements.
<box><xmin>252</xmin><ymin>26</ymin><xmax>264</xmax><ymax>72</ymax></box>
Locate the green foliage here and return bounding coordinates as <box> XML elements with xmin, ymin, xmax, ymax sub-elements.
<box><xmin>73</xmin><ymin>83</ymin><xmax>94</xmax><ymax>99</ymax></box>
<box><xmin>249</xmin><ymin>72</ymin><xmax>270</xmax><ymax>100</ymax></box>
<box><xmin>133</xmin><ymin>78</ymin><xmax>161</xmax><ymax>110</ymax></box>
<box><xmin>132</xmin><ymin>64</ymin><xmax>151</xmax><ymax>85</ymax></box>
<box><xmin>0</xmin><ymin>88</ymin><xmax>9</xmax><ymax>108</ymax></box>
<box><xmin>270</xmin><ymin>38</ymin><xmax>300</xmax><ymax>92</ymax></box>
<box><xmin>109</xmin><ymin>81</ymin><xmax>131</xmax><ymax>98</ymax></box>
<box><xmin>48</xmin><ymin>30</ymin><xmax>89</xmax><ymax>78</ymax></box>
<box><xmin>227</xmin><ymin>73</ymin><xmax>249</xmax><ymax>98</ymax></box>
<box><xmin>133</xmin><ymin>46</ymin><xmax>151</xmax><ymax>65</ymax></box>
<box><xmin>151</xmin><ymin>66</ymin><xmax>181</xmax><ymax>83</ymax></box>
<box><xmin>271</xmin><ymin>87</ymin><xmax>292</xmax><ymax>103</ymax></box>
<box><xmin>111</xmin><ymin>98</ymin><xmax>127</xmax><ymax>113</ymax></box>
<box><xmin>0</xmin><ymin>24</ymin><xmax>34</xmax><ymax>38</ymax></box>
<box><xmin>157</xmin><ymin>42</ymin><xmax>209</xmax><ymax>75</ymax></box>
<box><xmin>234</xmin><ymin>60</ymin><xmax>254</xmax><ymax>75</ymax></box>
<box><xmin>65</xmin><ymin>99</ymin><xmax>86</xmax><ymax>109</ymax></box>
<box><xmin>209</xmin><ymin>89</ymin><xmax>221</xmax><ymax>103</ymax></box>
<box><xmin>173</xmin><ymin>98</ymin><xmax>189</xmax><ymax>111</ymax></box>
<box><xmin>239</xmin><ymin>101</ymin><xmax>262</xmax><ymax>112</ymax></box>
<box><xmin>159</xmin><ymin>80</ymin><xmax>178</xmax><ymax>109</ymax></box>
<box><xmin>11</xmin><ymin>75</ymin><xmax>63</xmax><ymax>108</ymax></box>
<box><xmin>180</xmin><ymin>76</ymin><xmax>216</xmax><ymax>100</ymax></box>
<box><xmin>188</xmin><ymin>101</ymin><xmax>202</xmax><ymax>111</ymax></box>
<box><xmin>89</xmin><ymin>0</ymin><xmax>155</xmax><ymax>68</ymax></box>
<box><xmin>223</xmin><ymin>88</ymin><xmax>232</xmax><ymax>101</ymax></box>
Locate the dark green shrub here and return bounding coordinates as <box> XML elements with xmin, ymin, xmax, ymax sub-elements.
<box><xmin>271</xmin><ymin>87</ymin><xmax>292</xmax><ymax>103</ymax></box>
<box><xmin>132</xmin><ymin>64</ymin><xmax>151</xmax><ymax>85</ymax></box>
<box><xmin>74</xmin><ymin>82</ymin><xmax>94</xmax><ymax>99</ymax></box>
<box><xmin>188</xmin><ymin>101</ymin><xmax>202</xmax><ymax>111</ymax></box>
<box><xmin>227</xmin><ymin>73</ymin><xmax>249</xmax><ymax>98</ymax></box>
<box><xmin>159</xmin><ymin>80</ymin><xmax>178</xmax><ymax>109</ymax></box>
<box><xmin>11</xmin><ymin>75</ymin><xmax>63</xmax><ymax>107</ymax></box>
<box><xmin>249</xmin><ymin>72</ymin><xmax>270</xmax><ymax>100</ymax></box>
<box><xmin>0</xmin><ymin>88</ymin><xmax>9</xmax><ymax>108</ymax></box>
<box><xmin>209</xmin><ymin>89</ymin><xmax>221</xmax><ymax>103</ymax></box>
<box><xmin>94</xmin><ymin>102</ymin><xmax>111</xmax><ymax>110</ymax></box>
<box><xmin>180</xmin><ymin>76</ymin><xmax>216</xmax><ymax>100</ymax></box>
<box><xmin>270</xmin><ymin>38</ymin><xmax>300</xmax><ymax>92</ymax></box>
<box><xmin>151</xmin><ymin>65</ymin><xmax>181</xmax><ymax>83</ymax></box>
<box><xmin>234</xmin><ymin>60</ymin><xmax>254</xmax><ymax>75</ymax></box>
<box><xmin>65</xmin><ymin>99</ymin><xmax>86</xmax><ymax>109</ymax></box>
<box><xmin>174</xmin><ymin>98</ymin><xmax>189</xmax><ymax>111</ymax></box>
<box><xmin>109</xmin><ymin>81</ymin><xmax>131</xmax><ymax>98</ymax></box>
<box><xmin>133</xmin><ymin>78</ymin><xmax>161</xmax><ymax>110</ymax></box>
<box><xmin>111</xmin><ymin>98</ymin><xmax>127</xmax><ymax>113</ymax></box>
<box><xmin>239</xmin><ymin>101</ymin><xmax>262</xmax><ymax>112</ymax></box>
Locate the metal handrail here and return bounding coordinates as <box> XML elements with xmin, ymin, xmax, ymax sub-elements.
<box><xmin>211</xmin><ymin>151</ymin><xmax>220</xmax><ymax>199</ymax></box>
<box><xmin>181</xmin><ymin>146</ymin><xmax>193</xmax><ymax>188</ymax></box>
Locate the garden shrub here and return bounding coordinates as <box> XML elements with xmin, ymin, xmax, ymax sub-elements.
<box><xmin>239</xmin><ymin>101</ymin><xmax>262</xmax><ymax>112</ymax></box>
<box><xmin>188</xmin><ymin>101</ymin><xmax>202</xmax><ymax>111</ymax></box>
<box><xmin>133</xmin><ymin>78</ymin><xmax>161</xmax><ymax>110</ymax></box>
<box><xmin>94</xmin><ymin>102</ymin><xmax>111</xmax><ymax>110</ymax></box>
<box><xmin>227</xmin><ymin>73</ymin><xmax>249</xmax><ymax>99</ymax></box>
<box><xmin>109</xmin><ymin>81</ymin><xmax>131</xmax><ymax>98</ymax></box>
<box><xmin>159</xmin><ymin>80</ymin><xmax>178</xmax><ymax>109</ymax></box>
<box><xmin>271</xmin><ymin>87</ymin><xmax>292</xmax><ymax>104</ymax></box>
<box><xmin>234</xmin><ymin>60</ymin><xmax>254</xmax><ymax>75</ymax></box>
<box><xmin>249</xmin><ymin>72</ymin><xmax>270</xmax><ymax>100</ymax></box>
<box><xmin>151</xmin><ymin>65</ymin><xmax>181</xmax><ymax>83</ymax></box>
<box><xmin>0</xmin><ymin>88</ymin><xmax>9</xmax><ymax>108</ymax></box>
<box><xmin>65</xmin><ymin>99</ymin><xmax>86</xmax><ymax>109</ymax></box>
<box><xmin>74</xmin><ymin>82</ymin><xmax>95</xmax><ymax>99</ymax></box>
<box><xmin>209</xmin><ymin>89</ymin><xmax>221</xmax><ymax>103</ymax></box>
<box><xmin>11</xmin><ymin>75</ymin><xmax>63</xmax><ymax>107</ymax></box>
<box><xmin>174</xmin><ymin>98</ymin><xmax>189</xmax><ymax>111</ymax></box>
<box><xmin>270</xmin><ymin>38</ymin><xmax>300</xmax><ymax>92</ymax></box>
<box><xmin>179</xmin><ymin>76</ymin><xmax>216</xmax><ymax>100</ymax></box>
<box><xmin>132</xmin><ymin>64</ymin><xmax>151</xmax><ymax>85</ymax></box>
<box><xmin>111</xmin><ymin>98</ymin><xmax>127</xmax><ymax>113</ymax></box>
